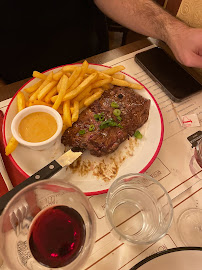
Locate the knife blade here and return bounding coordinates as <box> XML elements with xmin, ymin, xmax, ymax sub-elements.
<box><xmin>0</xmin><ymin>149</ymin><xmax>82</xmax><ymax>214</ymax></box>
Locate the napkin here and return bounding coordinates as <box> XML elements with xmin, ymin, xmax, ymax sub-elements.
<box><xmin>0</xmin><ymin>111</ymin><xmax>26</xmax><ymax>197</ymax></box>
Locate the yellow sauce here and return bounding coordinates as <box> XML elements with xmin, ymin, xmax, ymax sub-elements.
<box><xmin>19</xmin><ymin>112</ymin><xmax>57</xmax><ymax>143</ymax></box>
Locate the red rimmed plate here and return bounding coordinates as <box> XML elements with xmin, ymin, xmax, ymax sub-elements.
<box><xmin>3</xmin><ymin>63</ymin><xmax>164</xmax><ymax>195</ymax></box>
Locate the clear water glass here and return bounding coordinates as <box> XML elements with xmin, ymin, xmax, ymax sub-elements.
<box><xmin>194</xmin><ymin>138</ymin><xmax>202</xmax><ymax>168</ymax></box>
<box><xmin>106</xmin><ymin>173</ymin><xmax>173</xmax><ymax>245</ymax></box>
<box><xmin>177</xmin><ymin>138</ymin><xmax>202</xmax><ymax>246</ymax></box>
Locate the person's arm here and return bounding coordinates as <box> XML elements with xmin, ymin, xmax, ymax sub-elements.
<box><xmin>94</xmin><ymin>0</ymin><xmax>202</xmax><ymax>68</ymax></box>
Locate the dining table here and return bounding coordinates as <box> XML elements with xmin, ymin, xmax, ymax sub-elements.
<box><xmin>0</xmin><ymin>37</ymin><xmax>202</xmax><ymax>270</ymax></box>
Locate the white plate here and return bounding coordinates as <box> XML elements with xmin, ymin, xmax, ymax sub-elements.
<box><xmin>131</xmin><ymin>247</ymin><xmax>202</xmax><ymax>270</ymax></box>
<box><xmin>3</xmin><ymin>63</ymin><xmax>164</xmax><ymax>195</ymax></box>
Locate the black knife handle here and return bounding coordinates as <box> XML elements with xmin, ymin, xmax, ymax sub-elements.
<box><xmin>0</xmin><ymin>160</ymin><xmax>62</xmax><ymax>215</ymax></box>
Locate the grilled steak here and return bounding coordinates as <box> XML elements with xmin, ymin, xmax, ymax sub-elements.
<box><xmin>61</xmin><ymin>86</ymin><xmax>150</xmax><ymax>157</ymax></box>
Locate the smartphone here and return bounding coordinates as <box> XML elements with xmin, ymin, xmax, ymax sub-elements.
<box><xmin>135</xmin><ymin>47</ymin><xmax>202</xmax><ymax>102</ymax></box>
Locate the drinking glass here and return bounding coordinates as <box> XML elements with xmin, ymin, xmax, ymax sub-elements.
<box><xmin>177</xmin><ymin>138</ymin><xmax>202</xmax><ymax>246</ymax></box>
<box><xmin>194</xmin><ymin>137</ymin><xmax>202</xmax><ymax>168</ymax></box>
<box><xmin>0</xmin><ymin>179</ymin><xmax>96</xmax><ymax>270</ymax></box>
<box><xmin>106</xmin><ymin>173</ymin><xmax>173</xmax><ymax>245</ymax></box>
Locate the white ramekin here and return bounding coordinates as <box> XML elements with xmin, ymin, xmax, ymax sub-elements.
<box><xmin>11</xmin><ymin>105</ymin><xmax>63</xmax><ymax>150</ymax></box>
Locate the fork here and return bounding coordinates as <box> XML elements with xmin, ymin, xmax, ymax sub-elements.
<box><xmin>9</xmin><ymin>200</ymin><xmax>30</xmax><ymax>237</ymax></box>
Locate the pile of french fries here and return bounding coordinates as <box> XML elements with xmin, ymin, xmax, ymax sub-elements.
<box><xmin>5</xmin><ymin>60</ymin><xmax>143</xmax><ymax>155</ymax></box>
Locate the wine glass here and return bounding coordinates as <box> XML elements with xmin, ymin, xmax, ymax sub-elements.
<box><xmin>177</xmin><ymin>138</ymin><xmax>202</xmax><ymax>246</ymax></box>
<box><xmin>0</xmin><ymin>179</ymin><xmax>96</xmax><ymax>270</ymax></box>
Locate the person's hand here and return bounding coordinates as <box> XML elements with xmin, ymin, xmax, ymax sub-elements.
<box><xmin>168</xmin><ymin>25</ymin><xmax>202</xmax><ymax>68</ymax></box>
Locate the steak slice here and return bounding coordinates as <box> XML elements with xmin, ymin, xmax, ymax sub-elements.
<box><xmin>61</xmin><ymin>86</ymin><xmax>150</xmax><ymax>157</ymax></box>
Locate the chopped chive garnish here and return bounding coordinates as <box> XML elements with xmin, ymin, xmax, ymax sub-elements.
<box><xmin>134</xmin><ymin>130</ymin><xmax>143</xmax><ymax>139</ymax></box>
<box><xmin>99</xmin><ymin>115</ymin><xmax>105</xmax><ymax>121</ymax></box>
<box><xmin>116</xmin><ymin>115</ymin><xmax>122</xmax><ymax>122</ymax></box>
<box><xmin>113</xmin><ymin>109</ymin><xmax>121</xmax><ymax>116</ymax></box>
<box><xmin>89</xmin><ymin>124</ymin><xmax>95</xmax><ymax>131</ymax></box>
<box><xmin>111</xmin><ymin>101</ymin><xmax>119</xmax><ymax>108</ymax></box>
<box><xmin>94</xmin><ymin>114</ymin><xmax>100</xmax><ymax>120</ymax></box>
<box><xmin>94</xmin><ymin>112</ymin><xmax>105</xmax><ymax>121</ymax></box>
<box><xmin>99</xmin><ymin>119</ymin><xmax>123</xmax><ymax>129</ymax></box>
<box><xmin>79</xmin><ymin>130</ymin><xmax>86</xmax><ymax>135</ymax></box>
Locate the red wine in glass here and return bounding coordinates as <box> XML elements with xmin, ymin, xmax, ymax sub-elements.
<box><xmin>29</xmin><ymin>205</ymin><xmax>86</xmax><ymax>268</ymax></box>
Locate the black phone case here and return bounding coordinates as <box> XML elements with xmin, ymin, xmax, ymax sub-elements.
<box><xmin>135</xmin><ymin>56</ymin><xmax>181</xmax><ymax>102</ymax></box>
<box><xmin>135</xmin><ymin>47</ymin><xmax>202</xmax><ymax>102</ymax></box>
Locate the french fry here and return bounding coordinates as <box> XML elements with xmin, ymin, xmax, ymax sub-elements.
<box><xmin>33</xmin><ymin>71</ymin><xmax>47</xmax><ymax>80</ymax></box>
<box><xmin>65</xmin><ymin>72</ymin><xmax>72</xmax><ymax>77</ymax></box>
<box><xmin>129</xmin><ymin>83</ymin><xmax>143</xmax><ymax>90</ymax></box>
<box><xmin>53</xmin><ymin>70</ymin><xmax>63</xmax><ymax>81</ymax></box>
<box><xmin>63</xmin><ymin>73</ymin><xmax>98</xmax><ymax>101</ymax></box>
<box><xmin>83</xmin><ymin>74</ymin><xmax>89</xmax><ymax>79</ymax></box>
<box><xmin>38</xmin><ymin>80</ymin><xmax>57</xmax><ymax>100</ymax></box>
<box><xmin>111</xmin><ymin>78</ymin><xmax>143</xmax><ymax>89</ymax></box>
<box><xmin>78</xmin><ymin>97</ymin><xmax>88</xmax><ymax>111</ymax></box>
<box><xmin>62</xmin><ymin>65</ymin><xmax>78</xmax><ymax>72</ymax></box>
<box><xmin>84</xmin><ymin>88</ymin><xmax>104</xmax><ymax>107</ymax></box>
<box><xmin>81</xmin><ymin>60</ymin><xmax>89</xmax><ymax>73</ymax></box>
<box><xmin>97</xmin><ymin>72</ymin><xmax>110</xmax><ymax>80</ymax></box>
<box><xmin>112</xmin><ymin>73</ymin><xmax>125</xmax><ymax>80</ymax></box>
<box><xmin>71</xmin><ymin>94</ymin><xmax>90</xmax><ymax>114</ymax></box>
<box><xmin>65</xmin><ymin>67</ymin><xmax>82</xmax><ymax>92</ymax></box>
<box><xmin>72</xmin><ymin>100</ymin><xmax>79</xmax><ymax>123</ymax></box>
<box><xmin>73</xmin><ymin>86</ymin><xmax>92</xmax><ymax>102</ymax></box>
<box><xmin>86</xmin><ymin>68</ymin><xmax>98</xmax><ymax>74</ymax></box>
<box><xmin>46</xmin><ymin>71</ymin><xmax>53</xmax><ymax>81</ymax></box>
<box><xmin>90</xmin><ymin>87</ymin><xmax>103</xmax><ymax>94</ymax></box>
<box><xmin>52</xmin><ymin>74</ymin><xmax>68</xmax><ymax>110</ymax></box>
<box><xmin>26</xmin><ymin>100</ymin><xmax>33</xmax><ymax>107</ymax></box>
<box><xmin>5</xmin><ymin>136</ymin><xmax>18</xmax><ymax>156</ymax></box>
<box><xmin>73</xmin><ymin>95</ymin><xmax>90</xmax><ymax>114</ymax></box>
<box><xmin>44</xmin><ymin>86</ymin><xmax>57</xmax><ymax>103</ymax></box>
<box><xmin>57</xmin><ymin>105</ymin><xmax>63</xmax><ymax>115</ymax></box>
<box><xmin>29</xmin><ymin>72</ymin><xmax>53</xmax><ymax>102</ymax></box>
<box><xmin>57</xmin><ymin>76</ymin><xmax>63</xmax><ymax>93</ymax></box>
<box><xmin>63</xmin><ymin>100</ymin><xmax>72</xmax><ymax>127</ymax></box>
<box><xmin>68</xmin><ymin>60</ymin><xmax>89</xmax><ymax>92</ymax></box>
<box><xmin>24</xmin><ymin>80</ymin><xmax>43</xmax><ymax>93</ymax></box>
<box><xmin>57</xmin><ymin>68</ymin><xmax>81</xmax><ymax>93</ymax></box>
<box><xmin>102</xmin><ymin>84</ymin><xmax>111</xmax><ymax>90</ymax></box>
<box><xmin>91</xmin><ymin>77</ymin><xmax>112</xmax><ymax>89</ymax></box>
<box><xmin>102</xmin><ymin>65</ymin><xmax>125</xmax><ymax>75</ymax></box>
<box><xmin>50</xmin><ymin>95</ymin><xmax>58</xmax><ymax>103</ymax></box>
<box><xmin>111</xmin><ymin>78</ymin><xmax>129</xmax><ymax>87</ymax></box>
<box><xmin>5</xmin><ymin>89</ymin><xmax>23</xmax><ymax>154</ymax></box>
<box><xmin>17</xmin><ymin>91</ymin><xmax>26</xmax><ymax>112</ymax></box>
<box><xmin>32</xmin><ymin>100</ymin><xmax>52</xmax><ymax>107</ymax></box>
<box><xmin>70</xmin><ymin>107</ymin><xmax>74</xmax><ymax>114</ymax></box>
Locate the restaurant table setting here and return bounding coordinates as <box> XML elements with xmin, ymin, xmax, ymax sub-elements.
<box><xmin>0</xmin><ymin>42</ymin><xmax>202</xmax><ymax>270</ymax></box>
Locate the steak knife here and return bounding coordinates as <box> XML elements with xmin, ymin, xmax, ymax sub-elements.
<box><xmin>0</xmin><ymin>149</ymin><xmax>82</xmax><ymax>214</ymax></box>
